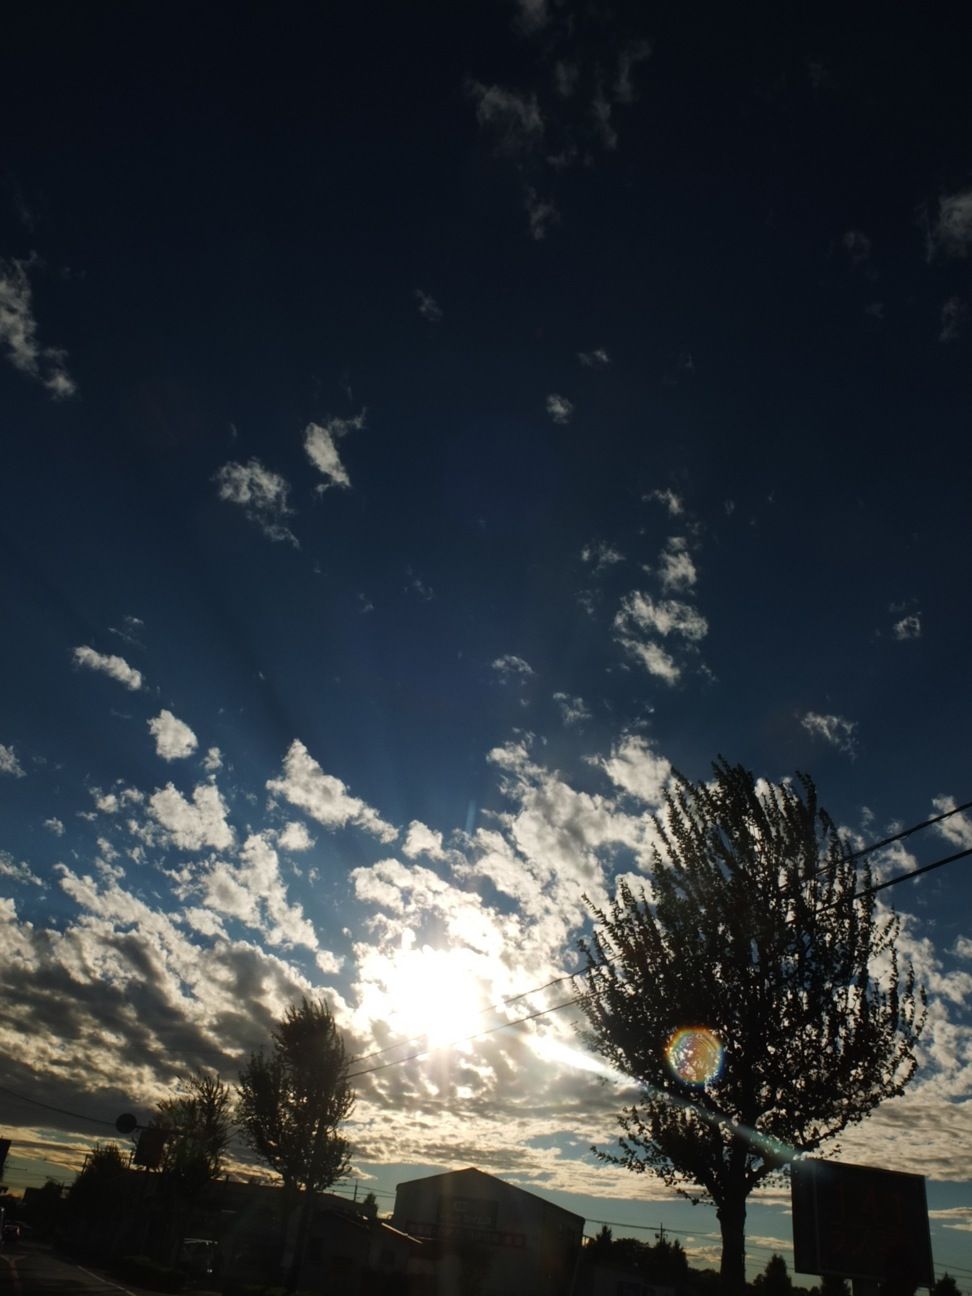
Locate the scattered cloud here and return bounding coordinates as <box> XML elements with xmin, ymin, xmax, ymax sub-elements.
<box><xmin>581</xmin><ymin>540</ymin><xmax>624</xmax><ymax>571</ymax></box>
<box><xmin>892</xmin><ymin>613</ymin><xmax>922</xmax><ymax>641</ymax></box>
<box><xmin>799</xmin><ymin>710</ymin><xmax>859</xmax><ymax>757</ymax></box>
<box><xmin>525</xmin><ymin>188</ymin><xmax>559</xmax><ymax>240</ymax></box>
<box><xmin>0</xmin><ymin>257</ymin><xmax>76</xmax><ymax>398</ymax></box>
<box><xmin>552</xmin><ymin>693</ymin><xmax>589</xmax><ymax>727</ymax></box>
<box><xmin>108</xmin><ymin>614</ymin><xmax>144</xmax><ymax>648</ymax></box>
<box><xmin>646</xmin><ymin>487</ymin><xmax>684</xmax><ymax>517</ymax></box>
<box><xmin>614</xmin><ymin>39</ymin><xmax>652</xmax><ymax>104</ymax></box>
<box><xmin>405</xmin><ymin>569</ymin><xmax>434</xmax><ymax>601</ymax></box>
<box><xmin>304</xmin><ymin>411</ymin><xmax>365</xmax><ymax>492</ymax></box>
<box><xmin>469</xmin><ymin>82</ymin><xmax>544</xmax><ymax>155</ymax></box>
<box><xmin>148</xmin><ymin>781</ymin><xmax>235</xmax><ymax>851</ymax></box>
<box><xmin>492</xmin><ymin>654</ymin><xmax>535</xmax><ymax>682</ymax></box>
<box><xmin>940</xmin><ymin>296</ymin><xmax>967</xmax><ymax>343</ymax></box>
<box><xmin>148</xmin><ymin>710</ymin><xmax>199</xmax><ymax>761</ymax></box>
<box><xmin>658</xmin><ymin>536</ymin><xmax>697</xmax><ymax>592</ymax></box>
<box><xmin>513</xmin><ymin>0</ymin><xmax>549</xmax><ymax>34</ymax></box>
<box><xmin>0</xmin><ymin>850</ymin><xmax>43</xmax><ymax>887</ymax></box>
<box><xmin>929</xmin><ymin>188</ymin><xmax>972</xmax><ymax>259</ymax></box>
<box><xmin>842</xmin><ymin>229</ymin><xmax>871</xmax><ymax>265</ymax></box>
<box><xmin>267</xmin><ymin>739</ymin><xmax>398</xmax><ymax>843</ymax></box>
<box><xmin>202</xmin><ymin>746</ymin><xmax>223</xmax><ymax>773</ymax></box>
<box><xmin>930</xmin><ymin>797</ymin><xmax>972</xmax><ymax>851</ymax></box>
<box><xmin>214</xmin><ymin>459</ymin><xmax>297</xmax><ymax>545</ymax></box>
<box><xmin>402</xmin><ymin>820</ymin><xmax>447</xmax><ymax>860</ymax></box>
<box><xmin>591</xmin><ymin>733</ymin><xmax>670</xmax><ymax>805</ymax></box>
<box><xmin>43</xmin><ymin>817</ymin><xmax>65</xmax><ymax>836</ymax></box>
<box><xmin>927</xmin><ymin>1207</ymin><xmax>972</xmax><ymax>1233</ymax></box>
<box><xmin>72</xmin><ymin>645</ymin><xmax>143</xmax><ymax>691</ymax></box>
<box><xmin>614</xmin><ymin>592</ymin><xmax>707</xmax><ymax>685</ymax></box>
<box><xmin>277</xmin><ymin>820</ymin><xmax>314</xmax><ymax>852</ymax></box>
<box><xmin>0</xmin><ymin>743</ymin><xmax>26</xmax><ymax>778</ymax></box>
<box><xmin>414</xmin><ymin>289</ymin><xmax>442</xmax><ymax>323</ymax></box>
<box><xmin>578</xmin><ymin>347</ymin><xmax>610</xmax><ymax>368</ymax></box>
<box><xmin>546</xmin><ymin>393</ymin><xmax>573</xmax><ymax>424</ymax></box>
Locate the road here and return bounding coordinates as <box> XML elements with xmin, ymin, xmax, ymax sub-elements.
<box><xmin>0</xmin><ymin>1245</ymin><xmax>156</xmax><ymax>1296</ymax></box>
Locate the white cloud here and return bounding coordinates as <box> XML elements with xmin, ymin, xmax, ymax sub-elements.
<box><xmin>614</xmin><ymin>39</ymin><xmax>652</xmax><ymax>104</ymax></box>
<box><xmin>148</xmin><ymin>781</ymin><xmax>235</xmax><ymax>851</ymax></box>
<box><xmin>930</xmin><ymin>797</ymin><xmax>972</xmax><ymax>851</ymax></box>
<box><xmin>468</xmin><ymin>82</ymin><xmax>544</xmax><ymax>155</ymax></box>
<box><xmin>658</xmin><ymin>536</ymin><xmax>697</xmax><ymax>592</ymax></box>
<box><xmin>0</xmin><ymin>744</ymin><xmax>26</xmax><ymax>778</ymax></box>
<box><xmin>277</xmin><ymin>820</ymin><xmax>314</xmax><ymax>852</ymax></box>
<box><xmin>580</xmin><ymin>540</ymin><xmax>623</xmax><ymax>571</ymax></box>
<box><xmin>931</xmin><ymin>188</ymin><xmax>972</xmax><ymax>258</ymax></box>
<box><xmin>615</xmin><ymin>592</ymin><xmax>708</xmax><ymax>642</ymax></box>
<box><xmin>267</xmin><ymin>739</ymin><xmax>397</xmax><ymax>843</ymax></box>
<box><xmin>414</xmin><ymin>289</ymin><xmax>442</xmax><ymax>323</ymax></box>
<box><xmin>940</xmin><ymin>296</ymin><xmax>966</xmax><ymax>343</ymax></box>
<box><xmin>646</xmin><ymin>487</ymin><xmax>684</xmax><ymax>516</ymax></box>
<box><xmin>513</xmin><ymin>0</ymin><xmax>549</xmax><ymax>33</ymax></box>
<box><xmin>304</xmin><ymin>411</ymin><xmax>365</xmax><ymax>491</ymax></box>
<box><xmin>402</xmin><ymin>821</ymin><xmax>446</xmax><ymax>860</ymax></box>
<box><xmin>0</xmin><ymin>258</ymin><xmax>76</xmax><ymax>398</ymax></box>
<box><xmin>800</xmin><ymin>710</ymin><xmax>859</xmax><ymax>757</ymax></box>
<box><xmin>617</xmin><ymin>636</ymin><xmax>681</xmax><ymax>683</ymax></box>
<box><xmin>525</xmin><ymin>188</ymin><xmax>559</xmax><ymax>241</ymax></box>
<box><xmin>578</xmin><ymin>347</ymin><xmax>610</xmax><ymax>368</ymax></box>
<box><xmin>592</xmin><ymin>733</ymin><xmax>670</xmax><ymax>805</ymax></box>
<box><xmin>44</xmin><ymin>817</ymin><xmax>64</xmax><ymax>836</ymax></box>
<box><xmin>148</xmin><ymin>710</ymin><xmax>198</xmax><ymax>761</ymax></box>
<box><xmin>892</xmin><ymin>613</ymin><xmax>922</xmax><ymax>641</ymax></box>
<box><xmin>72</xmin><ymin>645</ymin><xmax>143</xmax><ymax>691</ymax></box>
<box><xmin>842</xmin><ymin>229</ymin><xmax>871</xmax><ymax>264</ymax></box>
<box><xmin>193</xmin><ymin>832</ymin><xmax>317</xmax><ymax>950</ymax></box>
<box><xmin>202</xmin><ymin>746</ymin><xmax>223</xmax><ymax>772</ymax></box>
<box><xmin>553</xmin><ymin>693</ymin><xmax>590</xmax><ymax>727</ymax></box>
<box><xmin>213</xmin><ymin>459</ymin><xmax>297</xmax><ymax>545</ymax></box>
<box><xmin>546</xmin><ymin>393</ymin><xmax>573</xmax><ymax>424</ymax></box>
<box><xmin>0</xmin><ymin>851</ymin><xmax>43</xmax><ymax>887</ymax></box>
<box><xmin>492</xmin><ymin>654</ymin><xmax>535</xmax><ymax>682</ymax></box>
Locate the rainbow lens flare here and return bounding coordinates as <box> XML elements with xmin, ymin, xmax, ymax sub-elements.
<box><xmin>665</xmin><ymin>1026</ymin><xmax>724</xmax><ymax>1085</ymax></box>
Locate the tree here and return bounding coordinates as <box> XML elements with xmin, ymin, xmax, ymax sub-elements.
<box><xmin>578</xmin><ymin>760</ymin><xmax>925</xmax><ymax>1296</ymax></box>
<box><xmin>753</xmin><ymin>1254</ymin><xmax>794</xmax><ymax>1296</ymax></box>
<box><xmin>155</xmin><ymin>1070</ymin><xmax>234</xmax><ymax>1196</ymax></box>
<box><xmin>237</xmin><ymin>997</ymin><xmax>355</xmax><ymax>1291</ymax></box>
<box><xmin>932</xmin><ymin>1277</ymin><xmax>960</xmax><ymax>1296</ymax></box>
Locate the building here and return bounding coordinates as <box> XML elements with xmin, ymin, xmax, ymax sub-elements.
<box><xmin>391</xmin><ymin>1166</ymin><xmax>584</xmax><ymax>1296</ymax></box>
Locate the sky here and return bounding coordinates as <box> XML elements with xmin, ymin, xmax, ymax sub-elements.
<box><xmin>1</xmin><ymin>0</ymin><xmax>971</xmax><ymax>1284</ymax></box>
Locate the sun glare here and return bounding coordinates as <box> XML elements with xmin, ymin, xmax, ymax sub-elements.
<box><xmin>376</xmin><ymin>943</ymin><xmax>487</xmax><ymax>1049</ymax></box>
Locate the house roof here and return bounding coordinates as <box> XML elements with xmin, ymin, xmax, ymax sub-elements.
<box><xmin>393</xmin><ymin>1166</ymin><xmax>585</xmax><ymax>1228</ymax></box>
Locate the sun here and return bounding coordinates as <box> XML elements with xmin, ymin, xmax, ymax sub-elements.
<box><xmin>368</xmin><ymin>941</ymin><xmax>488</xmax><ymax>1050</ymax></box>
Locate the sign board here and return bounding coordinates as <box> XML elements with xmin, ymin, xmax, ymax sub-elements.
<box><xmin>791</xmin><ymin>1158</ymin><xmax>934</xmax><ymax>1288</ymax></box>
<box><xmin>132</xmin><ymin>1127</ymin><xmax>167</xmax><ymax>1169</ymax></box>
<box><xmin>0</xmin><ymin>1138</ymin><xmax>10</xmax><ymax>1178</ymax></box>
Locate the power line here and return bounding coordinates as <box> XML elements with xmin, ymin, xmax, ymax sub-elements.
<box><xmin>827</xmin><ymin>846</ymin><xmax>972</xmax><ymax>909</ymax></box>
<box><xmin>0</xmin><ymin>1083</ymin><xmax>116</xmax><ymax>1128</ymax></box>
<box><xmin>846</xmin><ymin>799</ymin><xmax>972</xmax><ymax>863</ymax></box>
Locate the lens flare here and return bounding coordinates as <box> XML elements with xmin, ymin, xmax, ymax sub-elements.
<box><xmin>666</xmin><ymin>1026</ymin><xmax>724</xmax><ymax>1085</ymax></box>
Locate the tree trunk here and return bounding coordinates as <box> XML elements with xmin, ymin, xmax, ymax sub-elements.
<box><xmin>284</xmin><ymin>1187</ymin><xmax>313</xmax><ymax>1295</ymax></box>
<box><xmin>717</xmin><ymin>1193</ymin><xmax>747</xmax><ymax>1296</ymax></box>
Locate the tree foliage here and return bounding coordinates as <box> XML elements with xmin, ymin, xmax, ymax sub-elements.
<box><xmin>154</xmin><ymin>1070</ymin><xmax>234</xmax><ymax>1197</ymax></box>
<box><xmin>237</xmin><ymin>996</ymin><xmax>355</xmax><ymax>1195</ymax></box>
<box><xmin>578</xmin><ymin>760</ymin><xmax>925</xmax><ymax>1296</ymax></box>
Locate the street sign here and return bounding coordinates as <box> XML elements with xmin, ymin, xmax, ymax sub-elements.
<box><xmin>792</xmin><ymin>1158</ymin><xmax>934</xmax><ymax>1288</ymax></box>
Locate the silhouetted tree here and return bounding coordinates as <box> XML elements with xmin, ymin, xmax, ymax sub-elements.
<box><xmin>68</xmin><ymin>1143</ymin><xmax>129</xmax><ymax>1218</ymax></box>
<box><xmin>578</xmin><ymin>760</ymin><xmax>926</xmax><ymax>1296</ymax></box>
<box><xmin>155</xmin><ymin>1070</ymin><xmax>234</xmax><ymax>1197</ymax></box>
<box><xmin>237</xmin><ymin>997</ymin><xmax>355</xmax><ymax>1291</ymax></box>
<box><xmin>753</xmin><ymin>1254</ymin><xmax>793</xmax><ymax>1296</ymax></box>
<box><xmin>932</xmin><ymin>1276</ymin><xmax>960</xmax><ymax>1296</ymax></box>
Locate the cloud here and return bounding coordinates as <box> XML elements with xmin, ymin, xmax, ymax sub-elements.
<box><xmin>553</xmin><ymin>693</ymin><xmax>590</xmax><ymax>727</ymax></box>
<box><xmin>148</xmin><ymin>781</ymin><xmax>235</xmax><ymax>851</ymax></box>
<box><xmin>148</xmin><ymin>710</ymin><xmax>198</xmax><ymax>761</ymax></box>
<box><xmin>43</xmin><ymin>817</ymin><xmax>65</xmax><ymax>836</ymax></box>
<box><xmin>0</xmin><ymin>743</ymin><xmax>26</xmax><ymax>778</ymax></box>
<box><xmin>930</xmin><ymin>797</ymin><xmax>972</xmax><ymax>851</ymax></box>
<box><xmin>525</xmin><ymin>188</ymin><xmax>559</xmax><ymax>240</ymax></box>
<box><xmin>799</xmin><ymin>710</ymin><xmax>858</xmax><ymax>757</ymax></box>
<box><xmin>469</xmin><ymin>82</ymin><xmax>544</xmax><ymax>155</ymax></box>
<box><xmin>930</xmin><ymin>188</ymin><xmax>972</xmax><ymax>258</ymax></box>
<box><xmin>646</xmin><ymin>487</ymin><xmax>684</xmax><ymax>517</ymax></box>
<box><xmin>0</xmin><ymin>258</ymin><xmax>76</xmax><ymax>398</ymax></box>
<box><xmin>580</xmin><ymin>541</ymin><xmax>623</xmax><ymax>571</ymax></box>
<box><xmin>191</xmin><ymin>832</ymin><xmax>318</xmax><ymax>950</ymax></box>
<box><xmin>940</xmin><ymin>296</ymin><xmax>966</xmax><ymax>343</ymax></box>
<box><xmin>658</xmin><ymin>536</ymin><xmax>697</xmax><ymax>592</ymax></box>
<box><xmin>842</xmin><ymin>229</ymin><xmax>871</xmax><ymax>265</ymax></box>
<box><xmin>0</xmin><ymin>851</ymin><xmax>43</xmax><ymax>887</ymax></box>
<box><xmin>546</xmin><ymin>393</ymin><xmax>573</xmax><ymax>424</ymax></box>
<box><xmin>492</xmin><ymin>655</ymin><xmax>535</xmax><ymax>683</ymax></box>
<box><xmin>614</xmin><ymin>40</ymin><xmax>652</xmax><ymax>104</ymax></box>
<box><xmin>213</xmin><ymin>459</ymin><xmax>297</xmax><ymax>545</ymax></box>
<box><xmin>72</xmin><ymin>645</ymin><xmax>143</xmax><ymax>691</ymax></box>
<box><xmin>513</xmin><ymin>0</ymin><xmax>549</xmax><ymax>33</ymax></box>
<box><xmin>277</xmin><ymin>820</ymin><xmax>314</xmax><ymax>852</ymax></box>
<box><xmin>578</xmin><ymin>348</ymin><xmax>610</xmax><ymax>368</ymax></box>
<box><xmin>202</xmin><ymin>746</ymin><xmax>223</xmax><ymax>773</ymax></box>
<box><xmin>415</xmin><ymin>289</ymin><xmax>442</xmax><ymax>323</ymax></box>
<box><xmin>304</xmin><ymin>412</ymin><xmax>365</xmax><ymax>491</ymax></box>
<box><xmin>402</xmin><ymin>821</ymin><xmax>446</xmax><ymax>861</ymax></box>
<box><xmin>892</xmin><ymin>613</ymin><xmax>922</xmax><ymax>641</ymax></box>
<box><xmin>591</xmin><ymin>733</ymin><xmax>670</xmax><ymax>805</ymax></box>
<box><xmin>615</xmin><ymin>592</ymin><xmax>708</xmax><ymax>642</ymax></box>
<box><xmin>267</xmin><ymin>739</ymin><xmax>397</xmax><ymax>843</ymax></box>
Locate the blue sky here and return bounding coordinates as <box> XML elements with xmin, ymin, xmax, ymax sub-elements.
<box><xmin>1</xmin><ymin>0</ymin><xmax>971</xmax><ymax>1284</ymax></box>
